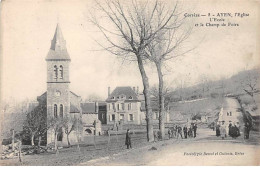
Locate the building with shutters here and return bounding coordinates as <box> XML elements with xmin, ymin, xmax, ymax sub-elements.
<box><xmin>106</xmin><ymin>86</ymin><xmax>142</xmax><ymax>125</ymax></box>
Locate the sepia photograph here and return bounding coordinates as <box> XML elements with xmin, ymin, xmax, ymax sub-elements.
<box><xmin>0</xmin><ymin>0</ymin><xmax>260</xmax><ymax>166</ymax></box>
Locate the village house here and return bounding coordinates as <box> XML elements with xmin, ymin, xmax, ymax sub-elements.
<box><xmin>106</xmin><ymin>86</ymin><xmax>142</xmax><ymax>125</ymax></box>
<box><xmin>106</xmin><ymin>86</ymin><xmax>170</xmax><ymax>125</ymax></box>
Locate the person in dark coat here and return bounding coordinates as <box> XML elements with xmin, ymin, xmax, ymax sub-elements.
<box><xmin>125</xmin><ymin>129</ymin><xmax>132</xmax><ymax>149</ymax></box>
<box><xmin>168</xmin><ymin>128</ymin><xmax>172</xmax><ymax>139</ymax></box>
<box><xmin>234</xmin><ymin>125</ymin><xmax>240</xmax><ymax>138</ymax></box>
<box><xmin>177</xmin><ymin>126</ymin><xmax>183</xmax><ymax>139</ymax></box>
<box><xmin>183</xmin><ymin>125</ymin><xmax>188</xmax><ymax>139</ymax></box>
<box><xmin>244</xmin><ymin>122</ymin><xmax>252</xmax><ymax>139</ymax></box>
<box><xmin>193</xmin><ymin>124</ymin><xmax>197</xmax><ymax>138</ymax></box>
<box><xmin>188</xmin><ymin>125</ymin><xmax>193</xmax><ymax>138</ymax></box>
<box><xmin>216</xmin><ymin>123</ymin><xmax>220</xmax><ymax>137</ymax></box>
<box><xmin>228</xmin><ymin>122</ymin><xmax>232</xmax><ymax>136</ymax></box>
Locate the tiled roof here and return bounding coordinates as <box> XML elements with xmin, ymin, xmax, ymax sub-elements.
<box><xmin>37</xmin><ymin>92</ymin><xmax>47</xmax><ymax>103</ymax></box>
<box><xmin>81</xmin><ymin>102</ymin><xmax>97</xmax><ymax>114</ymax></box>
<box><xmin>106</xmin><ymin>86</ymin><xmax>139</xmax><ymax>102</ymax></box>
<box><xmin>46</xmin><ymin>49</ymin><xmax>70</xmax><ymax>61</ymax></box>
<box><xmin>70</xmin><ymin>104</ymin><xmax>80</xmax><ymax>113</ymax></box>
<box><xmin>70</xmin><ymin>91</ymin><xmax>80</xmax><ymax>97</ymax></box>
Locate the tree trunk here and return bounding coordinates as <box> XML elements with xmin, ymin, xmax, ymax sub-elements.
<box><xmin>136</xmin><ymin>54</ymin><xmax>154</xmax><ymax>142</ymax></box>
<box><xmin>12</xmin><ymin>129</ymin><xmax>15</xmax><ymax>151</ymax></box>
<box><xmin>18</xmin><ymin>140</ymin><xmax>22</xmax><ymax>163</ymax></box>
<box><xmin>54</xmin><ymin>131</ymin><xmax>59</xmax><ymax>154</ymax></box>
<box><xmin>66</xmin><ymin>133</ymin><xmax>70</xmax><ymax>147</ymax></box>
<box><xmin>156</xmin><ymin>62</ymin><xmax>165</xmax><ymax>140</ymax></box>
<box><xmin>31</xmin><ymin>134</ymin><xmax>35</xmax><ymax>146</ymax></box>
<box><xmin>38</xmin><ymin>136</ymin><xmax>41</xmax><ymax>147</ymax></box>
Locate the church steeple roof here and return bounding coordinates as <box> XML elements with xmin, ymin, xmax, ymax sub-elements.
<box><xmin>46</xmin><ymin>23</ymin><xmax>71</xmax><ymax>61</ymax></box>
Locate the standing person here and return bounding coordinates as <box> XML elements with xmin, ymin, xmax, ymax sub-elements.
<box><xmin>183</xmin><ymin>125</ymin><xmax>188</xmax><ymax>139</ymax></box>
<box><xmin>216</xmin><ymin>122</ymin><xmax>220</xmax><ymax>137</ymax></box>
<box><xmin>125</xmin><ymin>129</ymin><xmax>132</xmax><ymax>149</ymax></box>
<box><xmin>177</xmin><ymin>126</ymin><xmax>183</xmax><ymax>139</ymax></box>
<box><xmin>244</xmin><ymin>122</ymin><xmax>252</xmax><ymax>139</ymax></box>
<box><xmin>228</xmin><ymin>122</ymin><xmax>232</xmax><ymax>136</ymax></box>
<box><xmin>174</xmin><ymin>125</ymin><xmax>178</xmax><ymax>138</ymax></box>
<box><xmin>193</xmin><ymin>124</ymin><xmax>197</xmax><ymax>138</ymax></box>
<box><xmin>220</xmin><ymin>122</ymin><xmax>226</xmax><ymax>140</ymax></box>
<box><xmin>188</xmin><ymin>125</ymin><xmax>193</xmax><ymax>138</ymax></box>
<box><xmin>233</xmin><ymin>124</ymin><xmax>240</xmax><ymax>138</ymax></box>
<box><xmin>168</xmin><ymin>128</ymin><xmax>171</xmax><ymax>139</ymax></box>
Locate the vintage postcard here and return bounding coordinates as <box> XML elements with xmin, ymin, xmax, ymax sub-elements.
<box><xmin>0</xmin><ymin>0</ymin><xmax>260</xmax><ymax>166</ymax></box>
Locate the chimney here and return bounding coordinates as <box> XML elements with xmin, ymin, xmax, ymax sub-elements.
<box><xmin>133</xmin><ymin>87</ymin><xmax>136</xmax><ymax>93</ymax></box>
<box><xmin>108</xmin><ymin>87</ymin><xmax>111</xmax><ymax>97</ymax></box>
<box><xmin>136</xmin><ymin>86</ymin><xmax>139</xmax><ymax>95</ymax></box>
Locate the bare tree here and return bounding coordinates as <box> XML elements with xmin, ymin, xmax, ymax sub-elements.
<box><xmin>143</xmin><ymin>1</ymin><xmax>193</xmax><ymax>138</ymax></box>
<box><xmin>62</xmin><ymin>114</ymin><xmax>81</xmax><ymax>147</ymax></box>
<box><xmin>48</xmin><ymin>117</ymin><xmax>63</xmax><ymax>154</ymax></box>
<box><xmin>62</xmin><ymin>114</ymin><xmax>74</xmax><ymax>147</ymax></box>
<box><xmin>90</xmin><ymin>0</ymin><xmax>187</xmax><ymax>142</ymax></box>
<box><xmin>241</xmin><ymin>71</ymin><xmax>259</xmax><ymax>106</ymax></box>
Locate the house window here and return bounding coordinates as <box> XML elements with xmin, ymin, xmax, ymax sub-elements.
<box><xmin>129</xmin><ymin>114</ymin><xmax>133</xmax><ymax>121</ymax></box>
<box><xmin>120</xmin><ymin>114</ymin><xmax>124</xmax><ymax>121</ymax></box>
<box><xmin>112</xmin><ymin>103</ymin><xmax>116</xmax><ymax>111</ymax></box>
<box><xmin>155</xmin><ymin>112</ymin><xmax>159</xmax><ymax>120</ymax></box>
<box><xmin>112</xmin><ymin>114</ymin><xmax>115</xmax><ymax>121</ymax></box>
<box><xmin>60</xmin><ymin>104</ymin><xmax>63</xmax><ymax>118</ymax></box>
<box><xmin>129</xmin><ymin>96</ymin><xmax>133</xmax><ymax>100</ymax></box>
<box><xmin>121</xmin><ymin>103</ymin><xmax>125</xmax><ymax>110</ymax></box>
<box><xmin>59</xmin><ymin>65</ymin><xmax>63</xmax><ymax>79</ymax></box>
<box><xmin>54</xmin><ymin>65</ymin><xmax>58</xmax><ymax>79</ymax></box>
<box><xmin>128</xmin><ymin>103</ymin><xmax>132</xmax><ymax>110</ymax></box>
<box><xmin>117</xmin><ymin>104</ymin><xmax>120</xmax><ymax>110</ymax></box>
<box><xmin>227</xmin><ymin>112</ymin><xmax>229</xmax><ymax>116</ymax></box>
<box><xmin>54</xmin><ymin>104</ymin><xmax>57</xmax><ymax>118</ymax></box>
<box><xmin>111</xmin><ymin>96</ymin><xmax>115</xmax><ymax>100</ymax></box>
<box><xmin>230</xmin><ymin>112</ymin><xmax>232</xmax><ymax>116</ymax></box>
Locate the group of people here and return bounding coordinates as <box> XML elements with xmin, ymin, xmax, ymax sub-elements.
<box><xmin>167</xmin><ymin>123</ymin><xmax>198</xmax><ymax>139</ymax></box>
<box><xmin>125</xmin><ymin>123</ymin><xmax>199</xmax><ymax>149</ymax></box>
<box><xmin>215</xmin><ymin>121</ymin><xmax>242</xmax><ymax>139</ymax></box>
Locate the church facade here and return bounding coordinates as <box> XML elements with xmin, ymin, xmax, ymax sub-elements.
<box><xmin>34</xmin><ymin>24</ymin><xmax>102</xmax><ymax>146</ymax></box>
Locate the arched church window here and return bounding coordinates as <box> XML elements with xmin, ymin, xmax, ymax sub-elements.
<box><xmin>60</xmin><ymin>104</ymin><xmax>63</xmax><ymax>118</ymax></box>
<box><xmin>54</xmin><ymin>104</ymin><xmax>57</xmax><ymax>118</ymax></box>
<box><xmin>59</xmin><ymin>65</ymin><xmax>63</xmax><ymax>79</ymax></box>
<box><xmin>54</xmin><ymin>65</ymin><xmax>58</xmax><ymax>79</ymax></box>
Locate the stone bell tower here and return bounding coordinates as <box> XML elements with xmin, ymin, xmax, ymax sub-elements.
<box><xmin>45</xmin><ymin>23</ymin><xmax>71</xmax><ymax>144</ymax></box>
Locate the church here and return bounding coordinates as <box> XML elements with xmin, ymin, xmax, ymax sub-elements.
<box><xmin>34</xmin><ymin>24</ymin><xmax>102</xmax><ymax>146</ymax></box>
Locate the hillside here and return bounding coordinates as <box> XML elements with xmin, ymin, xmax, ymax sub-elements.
<box><xmin>168</xmin><ymin>68</ymin><xmax>260</xmax><ymax>102</ymax></box>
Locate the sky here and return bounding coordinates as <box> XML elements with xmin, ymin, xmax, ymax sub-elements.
<box><xmin>1</xmin><ymin>0</ymin><xmax>260</xmax><ymax>103</ymax></box>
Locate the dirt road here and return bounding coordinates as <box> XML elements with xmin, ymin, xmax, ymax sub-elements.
<box><xmin>81</xmin><ymin>128</ymin><xmax>260</xmax><ymax>166</ymax></box>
